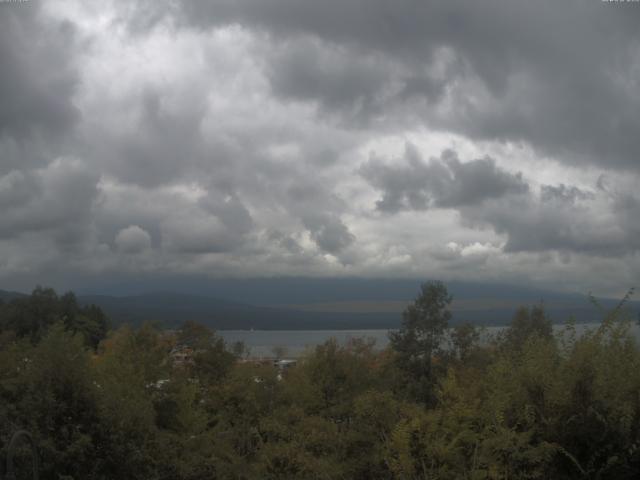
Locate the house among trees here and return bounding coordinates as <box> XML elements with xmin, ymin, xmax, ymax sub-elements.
<box><xmin>170</xmin><ymin>344</ymin><xmax>195</xmax><ymax>367</ymax></box>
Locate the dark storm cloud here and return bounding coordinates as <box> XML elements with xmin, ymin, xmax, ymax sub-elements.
<box><xmin>458</xmin><ymin>190</ymin><xmax>636</xmax><ymax>256</ymax></box>
<box><xmin>170</xmin><ymin>0</ymin><xmax>640</xmax><ymax>171</ymax></box>
<box><xmin>362</xmin><ymin>143</ymin><xmax>640</xmax><ymax>256</ymax></box>
<box><xmin>361</xmin><ymin>144</ymin><xmax>528</xmax><ymax>213</ymax></box>
<box><xmin>282</xmin><ymin>177</ymin><xmax>356</xmax><ymax>254</ymax></box>
<box><xmin>160</xmin><ymin>215</ymin><xmax>240</xmax><ymax>254</ymax></box>
<box><xmin>0</xmin><ymin>2</ymin><xmax>79</xmax><ymax>173</ymax></box>
<box><xmin>82</xmin><ymin>88</ymin><xmax>209</xmax><ymax>188</ymax></box>
<box><xmin>0</xmin><ymin>159</ymin><xmax>99</xmax><ymax>247</ymax></box>
<box><xmin>540</xmin><ymin>184</ymin><xmax>595</xmax><ymax>205</ymax></box>
<box><xmin>0</xmin><ymin>4</ymin><xmax>78</xmax><ymax>138</ymax></box>
<box><xmin>92</xmin><ymin>184</ymin><xmax>257</xmax><ymax>256</ymax></box>
<box><xmin>263</xmin><ymin>36</ymin><xmax>397</xmax><ymax>124</ymax></box>
<box><xmin>459</xmin><ymin>182</ymin><xmax>640</xmax><ymax>256</ymax></box>
<box><xmin>0</xmin><ymin>3</ymin><xmax>94</xmax><ymax>256</ymax></box>
<box><xmin>198</xmin><ymin>192</ymin><xmax>254</xmax><ymax>238</ymax></box>
<box><xmin>301</xmin><ymin>213</ymin><xmax>355</xmax><ymax>254</ymax></box>
<box><xmin>266</xmin><ymin>229</ymin><xmax>303</xmax><ymax>255</ymax></box>
<box><xmin>122</xmin><ymin>90</ymin><xmax>209</xmax><ymax>187</ymax></box>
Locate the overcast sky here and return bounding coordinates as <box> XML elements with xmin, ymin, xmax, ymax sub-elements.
<box><xmin>1</xmin><ymin>0</ymin><xmax>640</xmax><ymax>296</ymax></box>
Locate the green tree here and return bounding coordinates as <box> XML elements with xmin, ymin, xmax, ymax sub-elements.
<box><xmin>93</xmin><ymin>324</ymin><xmax>174</xmax><ymax>479</ymax></box>
<box><xmin>0</xmin><ymin>286</ymin><xmax>60</xmax><ymax>342</ymax></box>
<box><xmin>389</xmin><ymin>281</ymin><xmax>452</xmax><ymax>404</ymax></box>
<box><xmin>60</xmin><ymin>292</ymin><xmax>109</xmax><ymax>349</ymax></box>
<box><xmin>176</xmin><ymin>320</ymin><xmax>213</xmax><ymax>350</ymax></box>
<box><xmin>177</xmin><ymin>321</ymin><xmax>236</xmax><ymax>384</ymax></box>
<box><xmin>0</xmin><ymin>323</ymin><xmax>103</xmax><ymax>479</ymax></box>
<box><xmin>302</xmin><ymin>338</ymin><xmax>379</xmax><ymax>418</ymax></box>
<box><xmin>450</xmin><ymin>322</ymin><xmax>481</xmax><ymax>362</ymax></box>
<box><xmin>0</xmin><ymin>287</ymin><xmax>108</xmax><ymax>349</ymax></box>
<box><xmin>501</xmin><ymin>304</ymin><xmax>552</xmax><ymax>353</ymax></box>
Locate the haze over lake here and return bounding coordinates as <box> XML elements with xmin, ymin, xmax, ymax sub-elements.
<box><xmin>219</xmin><ymin>322</ymin><xmax>640</xmax><ymax>358</ymax></box>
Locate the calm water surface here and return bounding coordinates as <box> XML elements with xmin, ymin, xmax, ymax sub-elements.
<box><xmin>219</xmin><ymin>322</ymin><xmax>640</xmax><ymax>358</ymax></box>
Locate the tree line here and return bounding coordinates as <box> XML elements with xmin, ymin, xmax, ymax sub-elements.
<box><xmin>0</xmin><ymin>282</ymin><xmax>639</xmax><ymax>479</ymax></box>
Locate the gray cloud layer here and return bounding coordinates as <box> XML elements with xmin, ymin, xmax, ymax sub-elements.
<box><xmin>176</xmin><ymin>0</ymin><xmax>640</xmax><ymax>170</ymax></box>
<box><xmin>1</xmin><ymin>0</ymin><xmax>639</xmax><ymax>295</ymax></box>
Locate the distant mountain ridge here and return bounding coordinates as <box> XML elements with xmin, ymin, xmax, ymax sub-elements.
<box><xmin>73</xmin><ymin>277</ymin><xmax>593</xmax><ymax>305</ymax></box>
<box><xmin>1</xmin><ymin>283</ymin><xmax>637</xmax><ymax>330</ymax></box>
<box><xmin>0</xmin><ymin>289</ymin><xmax>27</xmax><ymax>302</ymax></box>
<box><xmin>75</xmin><ymin>292</ymin><xmax>396</xmax><ymax>330</ymax></box>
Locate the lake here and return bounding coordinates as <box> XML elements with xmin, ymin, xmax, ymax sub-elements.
<box><xmin>219</xmin><ymin>322</ymin><xmax>640</xmax><ymax>358</ymax></box>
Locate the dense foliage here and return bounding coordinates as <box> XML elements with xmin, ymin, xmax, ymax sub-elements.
<box><xmin>1</xmin><ymin>285</ymin><xmax>639</xmax><ymax>479</ymax></box>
